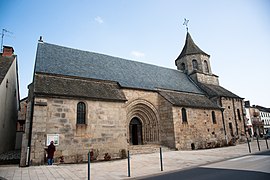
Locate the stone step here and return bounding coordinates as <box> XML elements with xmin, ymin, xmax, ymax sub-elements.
<box><xmin>128</xmin><ymin>144</ymin><xmax>172</xmax><ymax>155</ymax></box>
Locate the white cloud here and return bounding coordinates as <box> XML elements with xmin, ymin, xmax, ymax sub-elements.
<box><xmin>94</xmin><ymin>16</ymin><xmax>104</xmax><ymax>24</ymax></box>
<box><xmin>131</xmin><ymin>51</ymin><xmax>145</xmax><ymax>58</ymax></box>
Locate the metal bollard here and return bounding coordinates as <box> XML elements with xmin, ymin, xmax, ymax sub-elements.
<box><xmin>265</xmin><ymin>138</ymin><xmax>269</xmax><ymax>149</ymax></box>
<box><xmin>88</xmin><ymin>151</ymin><xmax>90</xmax><ymax>180</ymax></box>
<box><xmin>26</xmin><ymin>147</ymin><xmax>30</xmax><ymax>166</ymax></box>
<box><xmin>256</xmin><ymin>137</ymin><xmax>261</xmax><ymax>151</ymax></box>
<box><xmin>160</xmin><ymin>147</ymin><xmax>163</xmax><ymax>171</ymax></box>
<box><xmin>247</xmin><ymin>137</ymin><xmax>251</xmax><ymax>153</ymax></box>
<box><xmin>127</xmin><ymin>150</ymin><xmax>131</xmax><ymax>177</ymax></box>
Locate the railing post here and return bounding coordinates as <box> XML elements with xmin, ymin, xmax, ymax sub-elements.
<box><xmin>256</xmin><ymin>137</ymin><xmax>261</xmax><ymax>151</ymax></box>
<box><xmin>160</xmin><ymin>147</ymin><xmax>163</xmax><ymax>171</ymax></box>
<box><xmin>247</xmin><ymin>137</ymin><xmax>251</xmax><ymax>153</ymax></box>
<box><xmin>26</xmin><ymin>146</ymin><xmax>30</xmax><ymax>166</ymax></box>
<box><xmin>265</xmin><ymin>138</ymin><xmax>269</xmax><ymax>149</ymax></box>
<box><xmin>88</xmin><ymin>151</ymin><xmax>90</xmax><ymax>180</ymax></box>
<box><xmin>127</xmin><ymin>150</ymin><xmax>131</xmax><ymax>177</ymax></box>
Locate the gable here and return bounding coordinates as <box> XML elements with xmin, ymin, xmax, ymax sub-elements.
<box><xmin>34</xmin><ymin>42</ymin><xmax>204</xmax><ymax>94</ymax></box>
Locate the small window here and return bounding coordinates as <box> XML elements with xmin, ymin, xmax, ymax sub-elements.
<box><xmin>237</xmin><ymin>109</ymin><xmax>241</xmax><ymax>121</ymax></box>
<box><xmin>77</xmin><ymin>102</ymin><xmax>86</xmax><ymax>124</ymax></box>
<box><xmin>229</xmin><ymin>122</ymin><xmax>233</xmax><ymax>136</ymax></box>
<box><xmin>204</xmin><ymin>60</ymin><xmax>209</xmax><ymax>73</ymax></box>
<box><xmin>192</xmin><ymin>59</ymin><xmax>198</xmax><ymax>70</ymax></box>
<box><xmin>212</xmin><ymin>111</ymin><xmax>216</xmax><ymax>124</ymax></box>
<box><xmin>181</xmin><ymin>63</ymin><xmax>185</xmax><ymax>71</ymax></box>
<box><xmin>182</xmin><ymin>108</ymin><xmax>187</xmax><ymax>124</ymax></box>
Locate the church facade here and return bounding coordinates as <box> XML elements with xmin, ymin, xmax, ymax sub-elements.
<box><xmin>20</xmin><ymin>33</ymin><xmax>245</xmax><ymax>166</ymax></box>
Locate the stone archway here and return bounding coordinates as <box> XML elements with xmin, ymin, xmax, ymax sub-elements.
<box><xmin>127</xmin><ymin>100</ymin><xmax>160</xmax><ymax>145</ymax></box>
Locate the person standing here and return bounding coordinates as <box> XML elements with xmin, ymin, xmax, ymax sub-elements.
<box><xmin>47</xmin><ymin>141</ymin><xmax>56</xmax><ymax>165</ymax></box>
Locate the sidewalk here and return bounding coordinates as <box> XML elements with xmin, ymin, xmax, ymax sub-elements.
<box><xmin>0</xmin><ymin>140</ymin><xmax>269</xmax><ymax>180</ymax></box>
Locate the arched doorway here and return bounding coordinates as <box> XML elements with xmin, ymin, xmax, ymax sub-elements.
<box><xmin>127</xmin><ymin>100</ymin><xmax>160</xmax><ymax>145</ymax></box>
<box><xmin>129</xmin><ymin>117</ymin><xmax>143</xmax><ymax>145</ymax></box>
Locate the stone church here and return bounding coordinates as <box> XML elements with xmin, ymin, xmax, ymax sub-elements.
<box><xmin>20</xmin><ymin>32</ymin><xmax>245</xmax><ymax>166</ymax></box>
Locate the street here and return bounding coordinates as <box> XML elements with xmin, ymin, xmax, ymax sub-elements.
<box><xmin>0</xmin><ymin>141</ymin><xmax>269</xmax><ymax>180</ymax></box>
<box><xmin>142</xmin><ymin>150</ymin><xmax>270</xmax><ymax>180</ymax></box>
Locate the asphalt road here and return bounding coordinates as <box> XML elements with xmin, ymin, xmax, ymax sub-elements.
<box><xmin>142</xmin><ymin>150</ymin><xmax>270</xmax><ymax>180</ymax></box>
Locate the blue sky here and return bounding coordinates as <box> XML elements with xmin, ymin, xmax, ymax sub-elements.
<box><xmin>1</xmin><ymin>0</ymin><xmax>270</xmax><ymax>107</ymax></box>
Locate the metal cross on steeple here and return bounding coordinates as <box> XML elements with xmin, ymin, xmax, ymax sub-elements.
<box><xmin>183</xmin><ymin>18</ymin><xmax>189</xmax><ymax>32</ymax></box>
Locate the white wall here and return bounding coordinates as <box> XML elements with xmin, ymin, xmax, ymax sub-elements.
<box><xmin>0</xmin><ymin>58</ymin><xmax>19</xmax><ymax>153</ymax></box>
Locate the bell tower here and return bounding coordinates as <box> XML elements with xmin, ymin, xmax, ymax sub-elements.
<box><xmin>175</xmin><ymin>32</ymin><xmax>219</xmax><ymax>85</ymax></box>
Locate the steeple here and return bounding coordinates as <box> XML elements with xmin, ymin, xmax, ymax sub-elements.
<box><xmin>175</xmin><ymin>32</ymin><xmax>219</xmax><ymax>85</ymax></box>
<box><xmin>175</xmin><ymin>32</ymin><xmax>209</xmax><ymax>63</ymax></box>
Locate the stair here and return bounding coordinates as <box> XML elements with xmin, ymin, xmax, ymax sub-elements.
<box><xmin>128</xmin><ymin>144</ymin><xmax>173</xmax><ymax>155</ymax></box>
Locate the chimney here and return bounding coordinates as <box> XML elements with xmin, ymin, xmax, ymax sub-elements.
<box><xmin>2</xmin><ymin>46</ymin><xmax>14</xmax><ymax>57</ymax></box>
<box><xmin>244</xmin><ymin>101</ymin><xmax>250</xmax><ymax>107</ymax></box>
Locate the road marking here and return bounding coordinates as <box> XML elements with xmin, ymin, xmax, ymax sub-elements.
<box><xmin>228</xmin><ymin>155</ymin><xmax>266</xmax><ymax>162</ymax></box>
<box><xmin>228</xmin><ymin>156</ymin><xmax>250</xmax><ymax>161</ymax></box>
<box><xmin>201</xmin><ymin>155</ymin><xmax>270</xmax><ymax>174</ymax></box>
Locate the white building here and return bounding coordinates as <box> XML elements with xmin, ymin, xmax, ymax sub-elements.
<box><xmin>0</xmin><ymin>46</ymin><xmax>20</xmax><ymax>153</ymax></box>
<box><xmin>256</xmin><ymin>106</ymin><xmax>270</xmax><ymax>134</ymax></box>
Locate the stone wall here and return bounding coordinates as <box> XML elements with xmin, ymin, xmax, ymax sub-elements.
<box><xmin>123</xmin><ymin>89</ymin><xmax>159</xmax><ymax>107</ymax></box>
<box><xmin>123</xmin><ymin>89</ymin><xmax>161</xmax><ymax>145</ymax></box>
<box><xmin>176</xmin><ymin>54</ymin><xmax>212</xmax><ymax>75</ymax></box>
<box><xmin>24</xmin><ymin>88</ymin><xmax>245</xmax><ymax>165</ymax></box>
<box><xmin>190</xmin><ymin>72</ymin><xmax>219</xmax><ymax>85</ymax></box>
<box><xmin>173</xmin><ymin>107</ymin><xmax>225</xmax><ymax>150</ymax></box>
<box><xmin>29</xmin><ymin>97</ymin><xmax>127</xmax><ymax>165</ymax></box>
<box><xmin>157</xmin><ymin>94</ymin><xmax>175</xmax><ymax>148</ymax></box>
<box><xmin>19</xmin><ymin>96</ymin><xmax>33</xmax><ymax>166</ymax></box>
<box><xmin>221</xmin><ymin>97</ymin><xmax>245</xmax><ymax>143</ymax></box>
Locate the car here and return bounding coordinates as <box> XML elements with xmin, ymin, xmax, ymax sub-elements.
<box><xmin>264</xmin><ymin>132</ymin><xmax>270</xmax><ymax>139</ymax></box>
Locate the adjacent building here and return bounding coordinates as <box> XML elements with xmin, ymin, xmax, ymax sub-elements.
<box><xmin>256</xmin><ymin>106</ymin><xmax>270</xmax><ymax>134</ymax></box>
<box><xmin>244</xmin><ymin>101</ymin><xmax>270</xmax><ymax>137</ymax></box>
<box><xmin>0</xmin><ymin>46</ymin><xmax>20</xmax><ymax>154</ymax></box>
<box><xmin>20</xmin><ymin>32</ymin><xmax>245</xmax><ymax>166</ymax></box>
<box><xmin>15</xmin><ymin>97</ymin><xmax>27</xmax><ymax>150</ymax></box>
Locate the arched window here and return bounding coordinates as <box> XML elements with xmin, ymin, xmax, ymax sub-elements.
<box><xmin>212</xmin><ymin>111</ymin><xmax>216</xmax><ymax>124</ymax></box>
<box><xmin>77</xmin><ymin>102</ymin><xmax>86</xmax><ymax>124</ymax></box>
<box><xmin>192</xmin><ymin>59</ymin><xmax>198</xmax><ymax>70</ymax></box>
<box><xmin>204</xmin><ymin>60</ymin><xmax>209</xmax><ymax>73</ymax></box>
<box><xmin>182</xmin><ymin>108</ymin><xmax>187</xmax><ymax>123</ymax></box>
<box><xmin>181</xmin><ymin>63</ymin><xmax>185</xmax><ymax>71</ymax></box>
<box><xmin>237</xmin><ymin>109</ymin><xmax>241</xmax><ymax>121</ymax></box>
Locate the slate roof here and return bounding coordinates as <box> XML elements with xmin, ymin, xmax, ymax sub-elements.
<box><xmin>175</xmin><ymin>32</ymin><xmax>209</xmax><ymax>62</ymax></box>
<box><xmin>255</xmin><ymin>105</ymin><xmax>270</xmax><ymax>112</ymax></box>
<box><xmin>159</xmin><ymin>90</ymin><xmax>220</xmax><ymax>109</ymax></box>
<box><xmin>34</xmin><ymin>74</ymin><xmax>127</xmax><ymax>101</ymax></box>
<box><xmin>0</xmin><ymin>55</ymin><xmax>15</xmax><ymax>84</ymax></box>
<box><xmin>34</xmin><ymin>42</ymin><xmax>204</xmax><ymax>94</ymax></box>
<box><xmin>197</xmin><ymin>82</ymin><xmax>241</xmax><ymax>99</ymax></box>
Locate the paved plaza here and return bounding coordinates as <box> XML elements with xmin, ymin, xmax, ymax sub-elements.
<box><xmin>0</xmin><ymin>139</ymin><xmax>269</xmax><ymax>180</ymax></box>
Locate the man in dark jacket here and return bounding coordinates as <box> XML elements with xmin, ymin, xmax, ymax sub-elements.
<box><xmin>47</xmin><ymin>141</ymin><xmax>56</xmax><ymax>165</ymax></box>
